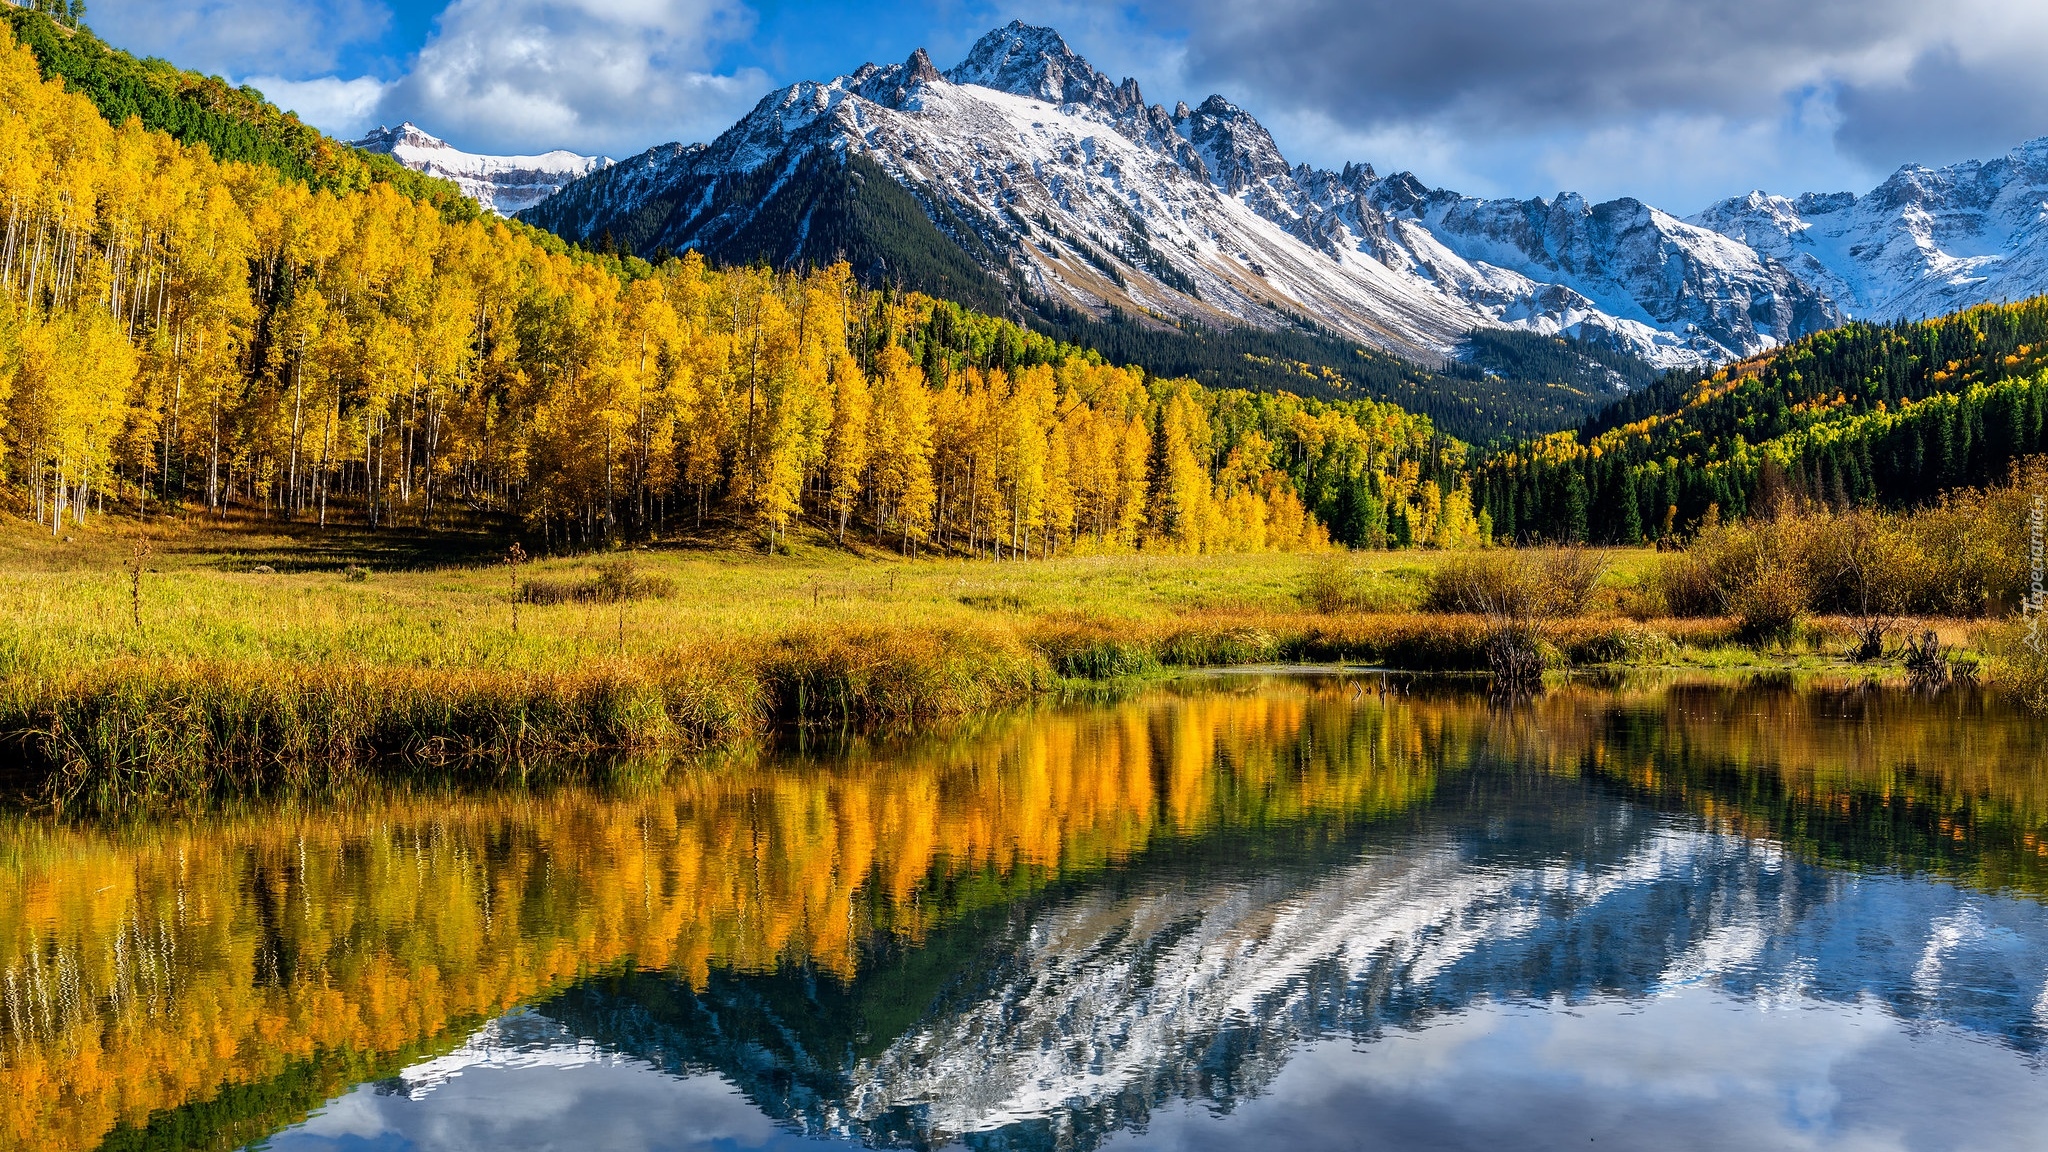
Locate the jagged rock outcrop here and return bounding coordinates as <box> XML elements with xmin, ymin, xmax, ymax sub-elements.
<box><xmin>352</xmin><ymin>122</ymin><xmax>609</xmax><ymax>216</ymax></box>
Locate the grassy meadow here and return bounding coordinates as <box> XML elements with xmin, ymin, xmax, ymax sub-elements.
<box><xmin>0</xmin><ymin>510</ymin><xmax>2029</xmax><ymax>813</ymax></box>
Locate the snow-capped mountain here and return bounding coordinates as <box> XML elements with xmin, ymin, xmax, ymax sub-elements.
<box><xmin>521</xmin><ymin>23</ymin><xmax>1840</xmax><ymax>371</ymax></box>
<box><xmin>1691</xmin><ymin>136</ymin><xmax>2048</xmax><ymax>322</ymax></box>
<box><xmin>354</xmin><ymin>122</ymin><xmax>611</xmax><ymax>217</ymax></box>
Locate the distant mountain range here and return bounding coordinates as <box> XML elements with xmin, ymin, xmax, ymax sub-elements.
<box><xmin>1690</xmin><ymin>137</ymin><xmax>2048</xmax><ymax>323</ymax></box>
<box><xmin>375</xmin><ymin>22</ymin><xmax>2048</xmax><ymax>375</ymax></box>
<box><xmin>351</xmin><ymin>122</ymin><xmax>608</xmax><ymax>216</ymax></box>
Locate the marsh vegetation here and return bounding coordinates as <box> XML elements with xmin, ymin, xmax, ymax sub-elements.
<box><xmin>2</xmin><ymin>472</ymin><xmax>2039</xmax><ymax>814</ymax></box>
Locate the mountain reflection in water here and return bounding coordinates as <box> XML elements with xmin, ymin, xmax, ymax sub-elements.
<box><xmin>4</xmin><ymin>675</ymin><xmax>2046</xmax><ymax>1151</ymax></box>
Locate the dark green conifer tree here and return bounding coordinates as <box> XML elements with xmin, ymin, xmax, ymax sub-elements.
<box><xmin>1564</xmin><ymin>470</ymin><xmax>1590</xmax><ymax>544</ymax></box>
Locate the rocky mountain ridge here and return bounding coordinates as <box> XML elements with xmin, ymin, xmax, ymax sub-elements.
<box><xmin>1691</xmin><ymin>136</ymin><xmax>2048</xmax><ymax>323</ymax></box>
<box><xmin>515</xmin><ymin>22</ymin><xmax>2046</xmax><ymax>376</ymax></box>
<box><xmin>352</xmin><ymin>122</ymin><xmax>610</xmax><ymax>217</ymax></box>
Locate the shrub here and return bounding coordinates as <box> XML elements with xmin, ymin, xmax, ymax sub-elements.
<box><xmin>1662</xmin><ymin>458</ymin><xmax>2045</xmax><ymax>624</ymax></box>
<box><xmin>1644</xmin><ymin>550</ymin><xmax>1720</xmax><ymax>617</ymax></box>
<box><xmin>1300</xmin><ymin>553</ymin><xmax>1359</xmax><ymax>614</ymax></box>
<box><xmin>1660</xmin><ymin>519</ymin><xmax>1811</xmax><ymax>638</ymax></box>
<box><xmin>1424</xmin><ymin>547</ymin><xmax>1606</xmax><ymax>619</ymax></box>
<box><xmin>1484</xmin><ymin>620</ymin><xmax>1546</xmax><ymax>691</ymax></box>
<box><xmin>1902</xmin><ymin>489</ymin><xmax>2031</xmax><ymax>616</ymax></box>
<box><xmin>1981</xmin><ymin>620</ymin><xmax>2048</xmax><ymax>714</ymax></box>
<box><xmin>521</xmin><ymin>559</ymin><xmax>676</xmax><ymax>605</ymax></box>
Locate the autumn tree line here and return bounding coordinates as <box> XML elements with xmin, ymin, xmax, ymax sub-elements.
<box><xmin>0</xmin><ymin>23</ymin><xmax>1501</xmax><ymax>557</ymax></box>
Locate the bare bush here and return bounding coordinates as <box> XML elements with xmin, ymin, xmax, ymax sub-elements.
<box><xmin>1851</xmin><ymin>618</ymin><xmax>1888</xmax><ymax>662</ymax></box>
<box><xmin>1903</xmin><ymin>630</ymin><xmax>1954</xmax><ymax>688</ymax></box>
<box><xmin>1424</xmin><ymin>547</ymin><xmax>1607</xmax><ymax>619</ymax></box>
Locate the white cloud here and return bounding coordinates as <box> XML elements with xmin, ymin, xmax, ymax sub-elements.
<box><xmin>244</xmin><ymin>75</ymin><xmax>391</xmax><ymax>141</ymax></box>
<box><xmin>1116</xmin><ymin>0</ymin><xmax>2048</xmax><ymax>206</ymax></box>
<box><xmin>373</xmin><ymin>0</ymin><xmax>769</xmax><ymax>157</ymax></box>
<box><xmin>87</xmin><ymin>0</ymin><xmax>390</xmax><ymax>77</ymax></box>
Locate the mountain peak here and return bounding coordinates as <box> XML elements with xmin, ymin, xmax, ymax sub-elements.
<box><xmin>904</xmin><ymin>47</ymin><xmax>942</xmax><ymax>86</ymax></box>
<box><xmin>354</xmin><ymin>121</ymin><xmax>608</xmax><ymax>217</ymax></box>
<box><xmin>946</xmin><ymin>22</ymin><xmax>1135</xmax><ymax>113</ymax></box>
<box><xmin>1173</xmin><ymin>95</ymin><xmax>1291</xmax><ymax>194</ymax></box>
<box><xmin>356</xmin><ymin>122</ymin><xmax>445</xmax><ymax>151</ymax></box>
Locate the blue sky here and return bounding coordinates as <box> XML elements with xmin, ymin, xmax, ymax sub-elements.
<box><xmin>81</xmin><ymin>0</ymin><xmax>2048</xmax><ymax>214</ymax></box>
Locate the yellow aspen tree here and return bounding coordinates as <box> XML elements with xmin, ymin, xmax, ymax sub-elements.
<box><xmin>1002</xmin><ymin>363</ymin><xmax>1056</xmax><ymax>558</ymax></box>
<box><xmin>871</xmin><ymin>343</ymin><xmax>934</xmax><ymax>554</ymax></box>
<box><xmin>1042</xmin><ymin>414</ymin><xmax>1075</xmax><ymax>557</ymax></box>
<box><xmin>825</xmin><ymin>354</ymin><xmax>871</xmax><ymax>543</ymax></box>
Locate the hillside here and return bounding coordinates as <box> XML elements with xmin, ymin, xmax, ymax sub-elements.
<box><xmin>1</xmin><ymin>6</ymin><xmax>479</xmax><ymax>218</ymax></box>
<box><xmin>0</xmin><ymin>15</ymin><xmax>1502</xmax><ymax>562</ymax></box>
<box><xmin>522</xmin><ymin>23</ymin><xmax>1832</xmax><ymax>374</ymax></box>
<box><xmin>1474</xmin><ymin>298</ymin><xmax>2048</xmax><ymax>544</ymax></box>
<box><xmin>534</xmin><ymin>129</ymin><xmax>1649</xmax><ymax>442</ymax></box>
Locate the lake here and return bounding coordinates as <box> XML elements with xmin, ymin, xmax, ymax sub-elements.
<box><xmin>4</xmin><ymin>673</ymin><xmax>2046</xmax><ymax>1151</ymax></box>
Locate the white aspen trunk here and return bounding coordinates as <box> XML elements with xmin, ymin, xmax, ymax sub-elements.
<box><xmin>208</xmin><ymin>409</ymin><xmax>221</xmax><ymax>512</ymax></box>
<box><xmin>317</xmin><ymin>402</ymin><xmax>336</xmax><ymax>527</ymax></box>
<box><xmin>287</xmin><ymin>341</ymin><xmax>306</xmax><ymax>516</ymax></box>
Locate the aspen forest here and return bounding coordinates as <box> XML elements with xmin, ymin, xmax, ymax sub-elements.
<box><xmin>0</xmin><ymin>21</ymin><xmax>1501</xmax><ymax>558</ymax></box>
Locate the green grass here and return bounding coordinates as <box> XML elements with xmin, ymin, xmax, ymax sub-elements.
<box><xmin>0</xmin><ymin>513</ymin><xmax>2014</xmax><ymax>811</ymax></box>
<box><xmin>0</xmin><ymin>517</ymin><xmax>1453</xmax><ymax>673</ymax></box>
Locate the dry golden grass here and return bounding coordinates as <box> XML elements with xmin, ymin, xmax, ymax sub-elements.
<box><xmin>0</xmin><ymin>511</ymin><xmax>2026</xmax><ymax>809</ymax></box>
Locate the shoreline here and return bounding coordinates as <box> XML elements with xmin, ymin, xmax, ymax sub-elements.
<box><xmin>1</xmin><ymin>612</ymin><xmax>1995</xmax><ymax>815</ymax></box>
<box><xmin>2</xmin><ymin>520</ymin><xmax>2035</xmax><ymax>814</ymax></box>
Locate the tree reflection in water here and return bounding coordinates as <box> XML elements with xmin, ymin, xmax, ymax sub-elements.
<box><xmin>3</xmin><ymin>675</ymin><xmax>2045</xmax><ymax>1151</ymax></box>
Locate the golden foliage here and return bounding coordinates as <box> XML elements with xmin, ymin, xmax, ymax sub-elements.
<box><xmin>0</xmin><ymin>23</ymin><xmax>1455</xmax><ymax>557</ymax></box>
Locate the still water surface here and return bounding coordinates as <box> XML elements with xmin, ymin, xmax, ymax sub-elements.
<box><xmin>4</xmin><ymin>674</ymin><xmax>2047</xmax><ymax>1151</ymax></box>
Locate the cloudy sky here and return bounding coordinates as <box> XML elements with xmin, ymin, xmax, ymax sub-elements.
<box><xmin>85</xmin><ymin>0</ymin><xmax>2048</xmax><ymax>212</ymax></box>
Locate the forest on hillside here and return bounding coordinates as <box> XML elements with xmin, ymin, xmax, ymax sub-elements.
<box><xmin>0</xmin><ymin>20</ymin><xmax>1497</xmax><ymax>557</ymax></box>
<box><xmin>2</xmin><ymin>5</ymin><xmax>478</xmax><ymax>217</ymax></box>
<box><xmin>1478</xmin><ymin>302</ymin><xmax>2048</xmax><ymax>544</ymax></box>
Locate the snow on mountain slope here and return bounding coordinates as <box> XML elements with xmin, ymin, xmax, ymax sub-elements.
<box><xmin>520</xmin><ymin>141</ymin><xmax>705</xmax><ymax>241</ymax></box>
<box><xmin>487</xmin><ymin>776</ymin><xmax>2048</xmax><ymax>1150</ymax></box>
<box><xmin>810</xmin><ymin>820</ymin><xmax>2045</xmax><ymax>1147</ymax></box>
<box><xmin>522</xmin><ymin>23</ymin><xmax>1841</xmax><ymax>371</ymax></box>
<box><xmin>1357</xmin><ymin>177</ymin><xmax>1842</xmax><ymax>363</ymax></box>
<box><xmin>354</xmin><ymin>123</ymin><xmax>611</xmax><ymax>217</ymax></box>
<box><xmin>1691</xmin><ymin>137</ymin><xmax>2048</xmax><ymax>322</ymax></box>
